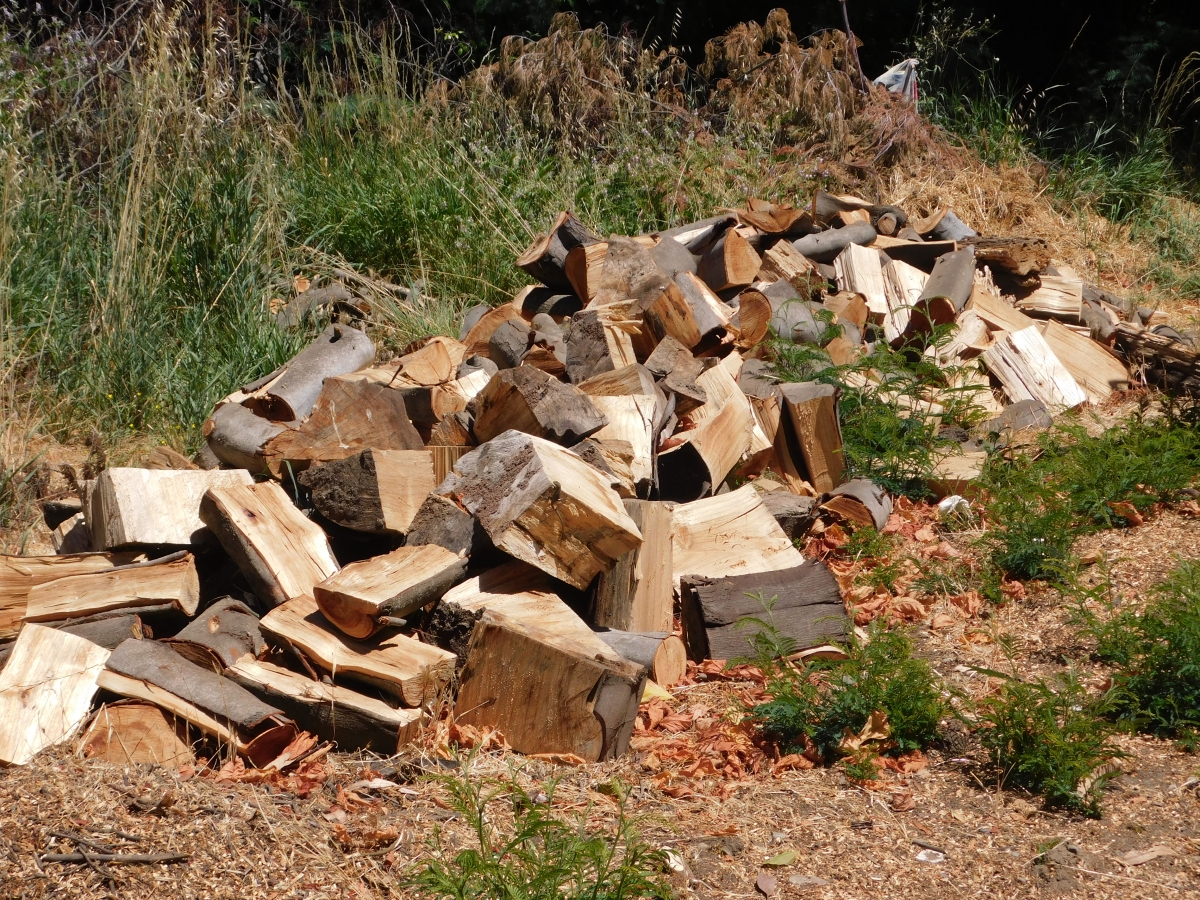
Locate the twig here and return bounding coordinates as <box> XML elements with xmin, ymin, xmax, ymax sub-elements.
<box><xmin>1052</xmin><ymin>863</ymin><xmax>1182</xmax><ymax>892</ymax></box>
<box><xmin>48</xmin><ymin>831</ymin><xmax>115</xmax><ymax>854</ymax></box>
<box><xmin>39</xmin><ymin>852</ymin><xmax>189</xmax><ymax>865</ymax></box>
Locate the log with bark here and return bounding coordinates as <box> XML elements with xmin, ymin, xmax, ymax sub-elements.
<box><xmin>588</xmin><ymin>395</ymin><xmax>656</xmax><ymax>490</ymax></box>
<box><xmin>392</xmin><ymin>336</ymin><xmax>468</xmax><ymax>385</ymax></box>
<box><xmin>163</xmin><ymin>597</ymin><xmax>265</xmax><ymax>670</ymax></box>
<box><xmin>644</xmin><ymin>336</ymin><xmax>708</xmax><ymax>414</ymax></box>
<box><xmin>594</xmin><ymin>629</ymin><xmax>687</xmax><ymax>686</ymax></box>
<box><xmin>563</xmin><ymin>309</ymin><xmax>638</xmax><ymax>383</ymax></box>
<box><xmin>592</xmin><ymin>499</ymin><xmax>674</xmax><ymax>634</ymax></box>
<box><xmin>961</xmin><ymin>236</ymin><xmax>1050</xmax><ymax>279</ymax></box>
<box><xmin>657</xmin><ymin>382</ymin><xmax>754</xmax><ymax>501</ymax></box>
<box><xmin>243</xmin><ymin>324</ymin><xmax>377</xmax><ymax>421</ymax></box>
<box><xmin>1</xmin><ymin>551</ymin><xmax>142</xmax><ymax>640</ymax></box>
<box><xmin>916</xmin><ymin>246</ymin><xmax>975</xmax><ymax>323</ymax></box>
<box><xmin>1114</xmin><ymin>322</ymin><xmax>1200</xmax><ymax>395</ymax></box>
<box><xmin>204</xmin><ymin>403</ymin><xmax>287</xmax><ymax>472</ymax></box>
<box><xmin>756</xmin><ymin>240</ymin><xmax>822</xmax><ymax>296</ymax></box>
<box><xmin>772</xmin><ymin>382</ymin><xmax>844</xmax><ymax>494</ymax></box>
<box><xmin>642</xmin><ymin>272</ymin><xmax>733</xmax><ymax>354</ymax></box>
<box><xmin>696</xmin><ymin>227</ymin><xmax>762</xmax><ymax>292</ymax></box>
<box><xmin>790</xmin><ymin>222</ymin><xmax>876</xmax><ymax>263</ymax></box>
<box><xmin>1016</xmin><ymin>275</ymin><xmax>1084</xmax><ymax>323</ymax></box>
<box><xmin>820</xmin><ymin>479</ymin><xmax>893</xmax><ymax>531</ymax></box>
<box><xmin>22</xmin><ymin>551</ymin><xmax>200</xmax><ymax>625</ymax></box>
<box><xmin>516</xmin><ymin>211</ymin><xmax>601</xmax><ymax>291</ymax></box>
<box><xmin>298</xmin><ymin>449</ymin><xmax>437</xmax><ymax>537</ymax></box>
<box><xmin>472</xmin><ymin>366</ymin><xmax>609</xmax><ymax>446</ymax></box>
<box><xmin>80</xmin><ymin>701</ymin><xmax>195</xmax><ymax>767</ymax></box>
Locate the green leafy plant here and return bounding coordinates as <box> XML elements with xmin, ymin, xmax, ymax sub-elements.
<box><xmin>411</xmin><ymin>765</ymin><xmax>670</xmax><ymax>900</ymax></box>
<box><xmin>974</xmin><ymin>668</ymin><xmax>1122</xmax><ymax>816</ymax></box>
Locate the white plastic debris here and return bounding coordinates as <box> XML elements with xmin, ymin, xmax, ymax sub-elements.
<box><xmin>937</xmin><ymin>495</ymin><xmax>969</xmax><ymax>517</ymax></box>
<box><xmin>916</xmin><ymin>849</ymin><xmax>946</xmax><ymax>864</ymax></box>
<box><xmin>874</xmin><ymin>59</ymin><xmax>919</xmax><ymax>102</ymax></box>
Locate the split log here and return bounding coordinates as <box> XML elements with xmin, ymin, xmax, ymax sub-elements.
<box><xmin>1039</xmin><ymin>319</ymin><xmax>1129</xmax><ymax>403</ymax></box>
<box><xmin>649</xmin><ymin>235</ymin><xmax>700</xmax><ymax>278</ymax></box>
<box><xmin>1113</xmin><ymin>322</ymin><xmax>1200</xmax><ymax>395</ymax></box>
<box><xmin>0</xmin><ymin>610</ymin><xmax>142</xmax><ymax>671</ymax></box>
<box><xmin>935</xmin><ymin>309</ymin><xmax>992</xmax><ymax>363</ymax></box>
<box><xmin>879</xmin><ymin>258</ymin><xmax>927</xmax><ymax>342</ymax></box>
<box><xmin>200</xmin><ymin>481</ymin><xmax>339</xmax><ymax>608</ymax></box>
<box><xmin>572</xmin><ymin>439</ymin><xmax>637</xmax><ymax>499</ymax></box>
<box><xmin>488</xmin><ymin>319</ymin><xmax>534</xmax><ymax>369</ymax></box>
<box><xmin>823</xmin><ymin>291</ymin><xmax>870</xmax><ymax>331</ymax></box>
<box><xmin>0</xmin><ymin>624</ymin><xmax>110</xmax><ymax>766</ymax></box>
<box><xmin>564</xmin><ymin>242</ymin><xmax>611</xmax><ymax>302</ymax></box>
<box><xmin>0</xmin><ymin>551</ymin><xmax>141</xmax><ymax>640</ymax></box>
<box><xmin>406</xmin><ymin>495</ymin><xmax>494</xmax><ymax>559</ymax></box>
<box><xmin>567</xmin><ymin>236</ymin><xmax>667</xmax><ymax>308</ymax></box>
<box><xmin>760</xmin><ymin>283</ymin><xmax>825</xmax><ymax>345</ymax></box>
<box><xmin>644</xmin><ymin>336</ymin><xmax>708</xmax><ymax>414</ymax></box>
<box><xmin>834</xmin><ymin>243</ymin><xmax>889</xmax><ymax>320</ymax></box>
<box><xmin>243</xmin><ymin>325</ymin><xmax>376</xmax><ymax>421</ymax></box>
<box><xmin>759</xmin><ymin>490</ymin><xmax>818</xmax><ymax>540</ymax></box>
<box><xmin>929</xmin><ymin>450</ymin><xmax>989</xmax><ymax>499</ymax></box>
<box><xmin>163</xmin><ymin>597</ymin><xmax>265</xmax><ymax>670</ymax></box>
<box><xmin>687</xmin><ymin>357</ymin><xmax>772</xmax><ymax>468</ymax></box>
<box><xmin>462</xmin><ymin>304</ymin><xmax>524</xmax><ymax>358</ymax></box>
<box><xmin>821</xmin><ymin>479</ymin><xmax>892</xmax><ymax>531</ymax></box>
<box><xmin>299</xmin><ymin>449</ymin><xmax>437</xmax><ymax>537</ymax></box>
<box><xmin>473</xmin><ymin>367</ymin><xmax>608</xmax><ymax>446</ymax></box>
<box><xmin>961</xmin><ymin>236</ymin><xmax>1050</xmax><ymax>278</ymax></box>
<box><xmin>790</xmin><ymin>222</ymin><xmax>876</xmax><ymax>263</ymax></box>
<box><xmin>227</xmin><ymin>656</ymin><xmax>425</xmax><ymax>753</ymax></box>
<box><xmin>872</xmin><ymin>237</ymin><xmax>957</xmax><ymax>272</ymax></box>
<box><xmin>259</xmin><ymin>596</ymin><xmax>456</xmax><ymax>707</ymax></box>
<box><xmin>89</xmin><ymin>468</ymin><xmax>254</xmax><ymax>549</ymax></box>
<box><xmin>980</xmin><ymin>326</ymin><xmax>1088</xmax><ymax>414</ymax></box>
<box><xmin>813</xmin><ymin>191</ymin><xmax>907</xmax><ymax>232</ymax></box>
<box><xmin>679</xmin><ymin>562</ymin><xmax>848</xmax><ymax>663</ymax></box>
<box><xmin>731</xmin><ymin>289</ymin><xmax>772</xmax><ymax>350</ymax></box>
<box><xmin>592</xmin><ymin>500</ymin><xmax>674</xmax><ymax>633</ymax></box>
<box><xmin>589</xmin><ymin>395</ymin><xmax>656</xmax><ymax>489</ymax></box>
<box><xmin>99</xmin><ymin>638</ymin><xmax>296</xmax><ymax>767</ymax></box>
<box><xmin>772</xmin><ymin>382</ymin><xmax>844</xmax><ymax>493</ymax></box>
<box><xmin>696</xmin><ymin>227</ymin><xmax>762</xmax><ymax>291</ymax></box>
<box><xmin>577</xmin><ymin>363</ymin><xmax>658</xmax><ymax>400</ymax></box>
<box><xmin>967</xmin><ymin>286</ymin><xmax>1039</xmax><ymax>334</ymax></box>
<box><xmin>564</xmin><ymin>309</ymin><xmax>637</xmax><ymax>383</ymax></box>
<box><xmin>428</xmin><ymin>410</ymin><xmax>476</xmax><ymax>448</ymax></box>
<box><xmin>643</xmin><ymin>272</ymin><xmax>733</xmax><ymax>354</ymax></box>
<box><xmin>976</xmin><ymin>399</ymin><xmax>1054</xmax><ymax>441</ymax></box>
<box><xmin>512</xmin><ymin>285</ymin><xmax>583</xmax><ymax>321</ymax></box>
<box><xmin>393</xmin><ymin>336</ymin><xmax>468</xmax><ymax>385</ymax></box>
<box><xmin>314</xmin><ymin>544</ymin><xmax>467</xmax><ymax>639</ymax></box>
<box><xmin>204</xmin><ymin>403</ymin><xmax>286</xmax><ymax>472</ymax></box>
<box><xmin>80</xmin><ymin>701</ymin><xmax>194</xmax><ymax>767</ymax></box>
<box><xmin>142</xmin><ymin>446</ymin><xmax>197</xmax><ymax>471</ymax></box>
<box><xmin>1016</xmin><ymin>275</ymin><xmax>1084</xmax><ymax>322</ymax></box>
<box><xmin>670</xmin><ymin>485</ymin><xmax>804</xmax><ymax>586</ymax></box>
<box><xmin>516</xmin><ymin>212</ymin><xmax>600</xmax><ymax>291</ymax></box>
<box><xmin>657</xmin><ymin>215</ymin><xmax>738</xmax><ymax>253</ymax></box>
<box><xmin>261</xmin><ymin>377</ymin><xmax>423</xmax><ymax>474</ymax></box>
<box><xmin>595</xmin><ymin>630</ymin><xmax>686</xmax><ymax>686</ymax></box>
<box><xmin>657</xmin><ymin>386</ymin><xmax>754</xmax><ymax>501</ymax></box>
<box><xmin>431</xmin><ymin>446</ymin><xmax>472</xmax><ymax>483</ymax></box>
<box><xmin>22</xmin><ymin>551</ymin><xmax>199</xmax><ymax>625</ymax></box>
<box><xmin>437</xmin><ymin>430</ymin><xmax>642</xmax><ymax>590</ymax></box>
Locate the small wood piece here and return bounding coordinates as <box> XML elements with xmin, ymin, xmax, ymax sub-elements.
<box><xmin>738</xmin><ymin>199</ymin><xmax>815</xmax><ymax>236</ymax></box>
<box><xmin>243</xmin><ymin>324</ymin><xmax>376</xmax><ymax>421</ymax></box>
<box><xmin>428</xmin><ymin>410</ymin><xmax>476</xmax><ymax>448</ymax></box>
<box><xmin>23</xmin><ymin>551</ymin><xmax>200</xmax><ymax>625</ymax></box>
<box><xmin>200</xmin><ymin>481</ymin><xmax>339</xmax><ymax>608</ymax></box>
<box><xmin>1</xmin><ymin>552</ymin><xmax>142</xmax><ymax>640</ymax></box>
<box><xmin>966</xmin><ymin>286</ymin><xmax>1039</xmax><ymax>334</ymax></box>
<box><xmin>929</xmin><ymin>450</ymin><xmax>989</xmax><ymax>499</ymax></box>
<box><xmin>89</xmin><ymin>468</ymin><xmax>254</xmax><ymax>549</ymax></box>
<box><xmin>657</xmin><ymin>386</ymin><xmax>754</xmax><ymax>501</ymax></box>
<box><xmin>143</xmin><ymin>446</ymin><xmax>198</xmax><ymax>471</ymax></box>
<box><xmin>595</xmin><ymin>630</ymin><xmax>687</xmax><ymax>686</ymax></box>
<box><xmin>961</xmin><ymin>236</ymin><xmax>1050</xmax><ymax>278</ymax></box>
<box><xmin>643</xmin><ymin>272</ymin><xmax>733</xmax><ymax>353</ymax></box>
<box><xmin>589</xmin><ymin>395</ymin><xmax>656</xmax><ymax>488</ymax></box>
<box><xmin>1113</xmin><ymin>322</ymin><xmax>1200</xmax><ymax>395</ymax></box>
<box><xmin>204</xmin><ymin>403</ymin><xmax>286</xmax><ymax>472</ymax></box>
<box><xmin>488</xmin><ymin>319</ymin><xmax>534</xmax><ymax>369</ymax></box>
<box><xmin>261</xmin><ymin>377</ymin><xmax>423</xmax><ymax>474</ymax></box>
<box><xmin>512</xmin><ymin>286</ymin><xmax>583</xmax><ymax>321</ymax></box>
<box><xmin>438</xmin><ymin>431</ymin><xmax>643</xmax><ymax>590</ymax></box>
<box><xmin>259</xmin><ymin>596</ymin><xmax>456</xmax><ymax>707</ymax></box>
<box><xmin>577</xmin><ymin>363</ymin><xmax>658</xmax><ymax>400</ymax></box>
<box><xmin>980</xmin><ymin>326</ymin><xmax>1088</xmax><ymax>414</ymax></box>
<box><xmin>759</xmin><ymin>490</ymin><xmax>818</xmax><ymax>540</ymax></box>
<box><xmin>299</xmin><ymin>449</ymin><xmax>437</xmax><ymax>536</ymax></box>
<box><xmin>80</xmin><ymin>701</ymin><xmax>195</xmax><ymax>767</ymax></box>
<box><xmin>697</xmin><ymin>228</ymin><xmax>762</xmax><ymax>292</ymax></box>
<box><xmin>644</xmin><ymin>336</ymin><xmax>708</xmax><ymax>414</ymax></box>
<box><xmin>821</xmin><ymin>479</ymin><xmax>892</xmax><ymax>531</ymax></box>
<box><xmin>775</xmin><ymin>382</ymin><xmax>844</xmax><ymax>493</ymax></box>
<box><xmin>834</xmin><ymin>243</ymin><xmax>889</xmax><ymax>319</ymax></box>
<box><xmin>1038</xmin><ymin>319</ymin><xmax>1129</xmax><ymax>403</ymax></box>
<box><xmin>473</xmin><ymin>366</ymin><xmax>608</xmax><ymax>446</ymax></box>
<box><xmin>163</xmin><ymin>597</ymin><xmax>265</xmax><ymax>670</ymax></box>
<box><xmin>405</xmin><ymin>495</ymin><xmax>493</xmax><ymax>558</ymax></box>
<box><xmin>975</xmin><ymin>399</ymin><xmax>1054</xmax><ymax>440</ymax></box>
<box><xmin>732</xmin><ymin>290</ymin><xmax>772</xmax><ymax>350</ymax></box>
<box><xmin>670</xmin><ymin>485</ymin><xmax>804</xmax><ymax>586</ymax></box>
<box><xmin>227</xmin><ymin>656</ymin><xmax>424</xmax><ymax>753</ymax></box>
<box><xmin>40</xmin><ymin>853</ymin><xmax>189</xmax><ymax>866</ymax></box>
<box><xmin>917</xmin><ymin>246</ymin><xmax>976</xmax><ymax>321</ymax></box>
<box><xmin>394</xmin><ymin>336</ymin><xmax>468</xmax><ymax>385</ymax></box>
<box><xmin>516</xmin><ymin>211</ymin><xmax>601</xmax><ymax>291</ymax></box>
<box><xmin>564</xmin><ymin>309</ymin><xmax>637</xmax><ymax>383</ymax></box>
<box><xmin>1016</xmin><ymin>275</ymin><xmax>1084</xmax><ymax>322</ymax></box>
<box><xmin>51</xmin><ymin>514</ymin><xmax>92</xmax><ymax>555</ymax></box>
<box><xmin>790</xmin><ymin>222</ymin><xmax>876</xmax><ymax>263</ymax></box>
<box><xmin>0</xmin><ymin>624</ymin><xmax>111</xmax><ymax>766</ymax></box>
<box><xmin>880</xmin><ymin>258</ymin><xmax>926</xmax><ymax>342</ymax></box>
<box><xmin>593</xmin><ymin>500</ymin><xmax>674</xmax><ymax>633</ymax></box>
<box><xmin>463</xmin><ymin>304</ymin><xmax>524</xmax><ymax>358</ymax></box>
<box><xmin>315</xmin><ymin>545</ymin><xmax>467</xmax><ymax>639</ymax></box>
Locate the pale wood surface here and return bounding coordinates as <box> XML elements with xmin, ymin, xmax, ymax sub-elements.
<box><xmin>394</xmin><ymin>336</ymin><xmax>468</xmax><ymax>385</ymax></box>
<box><xmin>966</xmin><ymin>287</ymin><xmax>1038</xmax><ymax>334</ymax></box>
<box><xmin>644</xmin><ymin>272</ymin><xmax>732</xmax><ymax>351</ymax></box>
<box><xmin>90</xmin><ymin>468</ymin><xmax>253</xmax><ymax>549</ymax></box>
<box><xmin>24</xmin><ymin>552</ymin><xmax>200</xmax><ymax>624</ymax></box>
<box><xmin>696</xmin><ymin>228</ymin><xmax>761</xmax><ymax>291</ymax></box>
<box><xmin>592</xmin><ymin>499</ymin><xmax>674</xmax><ymax>633</ymax></box>
<box><xmin>778</xmin><ymin>382</ymin><xmax>845</xmax><ymax>493</ymax></box>
<box><xmin>201</xmin><ymin>481</ymin><xmax>339</xmax><ymax>608</ymax></box>
<box><xmin>981</xmin><ymin>325</ymin><xmax>1088</xmax><ymax>414</ymax></box>
<box><xmin>1039</xmin><ymin>319</ymin><xmax>1130</xmax><ymax>403</ymax></box>
<box><xmin>589</xmin><ymin>395</ymin><xmax>656</xmax><ymax>487</ymax></box>
<box><xmin>0</xmin><ymin>624</ymin><xmax>110</xmax><ymax>766</ymax></box>
<box><xmin>1016</xmin><ymin>275</ymin><xmax>1083</xmax><ymax>321</ymax></box>
<box><xmin>260</xmin><ymin>596</ymin><xmax>456</xmax><ymax>707</ymax></box>
<box><xmin>577</xmin><ymin>363</ymin><xmax>658</xmax><ymax>399</ymax></box>
<box><xmin>473</xmin><ymin>367</ymin><xmax>608</xmax><ymax>446</ymax></box>
<box><xmin>834</xmin><ymin>243</ymin><xmax>888</xmax><ymax>317</ymax></box>
<box><xmin>1</xmin><ymin>551</ymin><xmax>141</xmax><ymax>640</ymax></box>
<box><xmin>80</xmin><ymin>701</ymin><xmax>194</xmax><ymax>767</ymax></box>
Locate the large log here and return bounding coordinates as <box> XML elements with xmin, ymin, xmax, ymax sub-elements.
<box><xmin>773</xmin><ymin>382</ymin><xmax>844</xmax><ymax>494</ymax></box>
<box><xmin>89</xmin><ymin>468</ymin><xmax>254</xmax><ymax>549</ymax></box>
<box><xmin>472</xmin><ymin>367</ymin><xmax>608</xmax><ymax>446</ymax></box>
<box><xmin>298</xmin><ymin>449</ymin><xmax>437</xmax><ymax>537</ymax></box>
<box><xmin>405</xmin><ymin>495</ymin><xmax>495</xmax><ymax>559</ymax></box>
<box><xmin>0</xmin><ymin>552</ymin><xmax>141</xmax><ymax>640</ymax></box>
<box><xmin>657</xmin><ymin>385</ymin><xmax>754</xmax><ymax>500</ymax></box>
<box><xmin>679</xmin><ymin>562</ymin><xmax>848</xmax><ymax>662</ymax></box>
<box><xmin>569</xmin><ymin>236</ymin><xmax>669</xmax><ymax>309</ymax></box>
<box><xmin>243</xmin><ymin>324</ymin><xmax>376</xmax><ymax>421</ymax></box>
<box><xmin>592</xmin><ymin>499</ymin><xmax>674</xmax><ymax>633</ymax></box>
<box><xmin>163</xmin><ymin>597</ymin><xmax>265</xmax><ymax>670</ymax></box>
<box><xmin>227</xmin><ymin>656</ymin><xmax>425</xmax><ymax>753</ymax></box>
<box><xmin>790</xmin><ymin>222</ymin><xmax>876</xmax><ymax>263</ymax></box>
<box><xmin>80</xmin><ymin>701</ymin><xmax>194</xmax><ymax>767</ymax></box>
<box><xmin>643</xmin><ymin>272</ymin><xmax>733</xmax><ymax>354</ymax></box>
<box><xmin>516</xmin><ymin>211</ymin><xmax>601</xmax><ymax>291</ymax></box>
<box><xmin>834</xmin><ymin>242</ymin><xmax>889</xmax><ymax>320</ymax></box>
<box><xmin>588</xmin><ymin>395</ymin><xmax>656</xmax><ymax>489</ymax></box>
<box><xmin>259</xmin><ymin>596</ymin><xmax>456</xmax><ymax>707</ymax></box>
<box><xmin>1039</xmin><ymin>319</ymin><xmax>1129</xmax><ymax>403</ymax></box>
<box><xmin>563</xmin><ymin>308</ymin><xmax>638</xmax><ymax>383</ymax></box>
<box><xmin>0</xmin><ymin>624</ymin><xmax>110</xmax><ymax>766</ymax></box>
<box><xmin>916</xmin><ymin>246</ymin><xmax>975</xmax><ymax>321</ymax></box>
<box><xmin>696</xmin><ymin>228</ymin><xmax>762</xmax><ymax>292</ymax></box>
<box><xmin>22</xmin><ymin>551</ymin><xmax>200</xmax><ymax>625</ymax></box>
<box><xmin>314</xmin><ymin>544</ymin><xmax>467</xmax><ymax>639</ymax></box>
<box><xmin>437</xmin><ymin>431</ymin><xmax>643</xmax><ymax>590</ymax></box>
<box><xmin>980</xmin><ymin>326</ymin><xmax>1088</xmax><ymax>414</ymax></box>
<box><xmin>204</xmin><ymin>403</ymin><xmax>286</xmax><ymax>472</ymax></box>
<box><xmin>200</xmin><ymin>481</ymin><xmax>339</xmax><ymax>608</ymax></box>
<box><xmin>961</xmin><ymin>236</ymin><xmax>1050</xmax><ymax>278</ymax></box>
<box><xmin>644</xmin><ymin>336</ymin><xmax>708</xmax><ymax>414</ymax></box>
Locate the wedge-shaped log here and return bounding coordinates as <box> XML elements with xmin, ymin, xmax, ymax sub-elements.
<box><xmin>473</xmin><ymin>367</ymin><xmax>608</xmax><ymax>446</ymax></box>
<box><xmin>299</xmin><ymin>449</ymin><xmax>437</xmax><ymax>537</ymax></box>
<box><xmin>0</xmin><ymin>624</ymin><xmax>111</xmax><ymax>766</ymax></box>
<box><xmin>80</xmin><ymin>701</ymin><xmax>194</xmax><ymax>767</ymax></box>
<box><xmin>578</xmin><ymin>363</ymin><xmax>659</xmax><ymax>400</ymax></box>
<box><xmin>961</xmin><ymin>236</ymin><xmax>1050</xmax><ymax>278</ymax></box>
<box><xmin>0</xmin><ymin>551</ymin><xmax>141</xmax><ymax>640</ymax></box>
<box><xmin>671</xmin><ymin>485</ymin><xmax>803</xmax><ymax>586</ymax></box>
<box><xmin>1016</xmin><ymin>275</ymin><xmax>1084</xmax><ymax>323</ymax></box>
<box><xmin>980</xmin><ymin>326</ymin><xmax>1088</xmax><ymax>414</ymax></box>
<box><xmin>567</xmin><ymin>236</ymin><xmax>668</xmax><ymax>308</ymax></box>
<box><xmin>406</xmin><ymin>494</ymin><xmax>494</xmax><ymax>558</ymax></box>
<box><xmin>315</xmin><ymin>544</ymin><xmax>467</xmax><ymax>639</ymax></box>
<box><xmin>23</xmin><ymin>551</ymin><xmax>199</xmax><ymax>625</ymax></box>
<box><xmin>657</xmin><ymin>390</ymin><xmax>754</xmax><ymax>501</ymax></box>
<box><xmin>821</xmin><ymin>479</ymin><xmax>893</xmax><ymax>531</ymax></box>
<box><xmin>697</xmin><ymin>227</ymin><xmax>762</xmax><ymax>291</ymax></box>
<box><xmin>447</xmin><ymin>568</ymin><xmax>645</xmax><ymax>760</ymax></box>
<box><xmin>243</xmin><ymin>324</ymin><xmax>376</xmax><ymax>421</ymax></box>
<box><xmin>589</xmin><ymin>395</ymin><xmax>655</xmax><ymax>489</ymax></box>
<box><xmin>644</xmin><ymin>336</ymin><xmax>708</xmax><ymax>414</ymax></box>
<box><xmin>772</xmin><ymin>382</ymin><xmax>844</xmax><ymax>494</ymax></box>
<box><xmin>834</xmin><ymin>243</ymin><xmax>889</xmax><ymax>320</ymax></box>
<box><xmin>564</xmin><ymin>309</ymin><xmax>638</xmax><ymax>383</ymax></box>
<box><xmin>261</xmin><ymin>377</ymin><xmax>422</xmax><ymax>474</ymax></box>
<box><xmin>99</xmin><ymin>638</ymin><xmax>296</xmax><ymax>768</ymax></box>
<box><xmin>260</xmin><ymin>596</ymin><xmax>455</xmax><ymax>707</ymax></box>
<box><xmin>595</xmin><ymin>630</ymin><xmax>687</xmax><ymax>686</ymax></box>
<box><xmin>163</xmin><ymin>597</ymin><xmax>265</xmax><ymax>670</ymax></box>
<box><xmin>438</xmin><ymin>431</ymin><xmax>643</xmax><ymax>590</ymax></box>
<box><xmin>462</xmin><ymin>304</ymin><xmax>524</xmax><ymax>358</ymax></box>
<box><xmin>643</xmin><ymin>272</ymin><xmax>733</xmax><ymax>353</ymax></box>
<box><xmin>200</xmin><ymin>481</ymin><xmax>339</xmax><ymax>608</ymax></box>
<box><xmin>593</xmin><ymin>499</ymin><xmax>673</xmax><ymax>633</ymax></box>
<box><xmin>1039</xmin><ymin>319</ymin><xmax>1129</xmax><ymax>404</ymax></box>
<box><xmin>516</xmin><ymin>211</ymin><xmax>601</xmax><ymax>291</ymax></box>
<box><xmin>757</xmin><ymin>240</ymin><xmax>822</xmax><ymax>295</ymax></box>
<box><xmin>227</xmin><ymin>656</ymin><xmax>425</xmax><ymax>753</ymax></box>
<box><xmin>393</xmin><ymin>336</ymin><xmax>468</xmax><ymax>385</ymax></box>
<box><xmin>89</xmin><ymin>468</ymin><xmax>254</xmax><ymax>549</ymax></box>
<box><xmin>679</xmin><ymin>563</ymin><xmax>848</xmax><ymax>663</ymax></box>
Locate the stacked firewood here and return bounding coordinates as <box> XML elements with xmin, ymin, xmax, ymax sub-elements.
<box><xmin>1</xmin><ymin>190</ymin><xmax>1188</xmax><ymax>770</ymax></box>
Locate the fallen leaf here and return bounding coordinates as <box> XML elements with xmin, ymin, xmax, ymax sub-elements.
<box><xmin>1178</xmin><ymin>500</ymin><xmax>1200</xmax><ymax>517</ymax></box>
<box><xmin>1119</xmin><ymin>845</ymin><xmax>1175</xmax><ymax>866</ymax></box>
<box><xmin>773</xmin><ymin>753</ymin><xmax>815</xmax><ymax>774</ymax></box>
<box><xmin>1106</xmin><ymin>500</ymin><xmax>1144</xmax><ymax>526</ymax></box>
<box><xmin>763</xmin><ymin>850</ymin><xmax>797</xmax><ymax>867</ymax></box>
<box><xmin>889</xmin><ymin>789</ymin><xmax>916</xmax><ymax>812</ymax></box>
<box><xmin>931</xmin><ymin>613</ymin><xmax>955</xmax><ymax>630</ymax></box>
<box><xmin>528</xmin><ymin>752</ymin><xmax>588</xmax><ymax>767</ymax></box>
<box><xmin>913</xmin><ymin>525</ymin><xmax>938</xmax><ymax>543</ymax></box>
<box><xmin>884</xmin><ymin>750</ymin><xmax>928</xmax><ymax>774</ymax></box>
<box><xmin>755</xmin><ymin>872</ymin><xmax>778</xmax><ymax>897</ymax></box>
<box><xmin>950</xmin><ymin>590</ymin><xmax>983</xmax><ymax>616</ymax></box>
<box><xmin>888</xmin><ymin>597</ymin><xmax>927</xmax><ymax>622</ymax></box>
<box><xmin>293</xmin><ymin>275</ymin><xmax>311</xmax><ymax>293</ymax></box>
<box><xmin>840</xmin><ymin>710</ymin><xmax>890</xmax><ymax>752</ymax></box>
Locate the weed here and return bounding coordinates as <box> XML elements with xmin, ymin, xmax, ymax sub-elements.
<box><xmin>911</xmin><ymin>557</ymin><xmax>974</xmax><ymax>599</ymax></box>
<box><xmin>842</xmin><ymin>527</ymin><xmax>895</xmax><ymax>562</ymax></box>
<box><xmin>974</xmin><ymin>667</ymin><xmax>1122</xmax><ymax>816</ymax></box>
<box><xmin>743</xmin><ymin>622</ymin><xmax>946</xmax><ymax>762</ymax></box>
<box><xmin>410</xmin><ymin>763</ymin><xmax>670</xmax><ymax>900</ymax></box>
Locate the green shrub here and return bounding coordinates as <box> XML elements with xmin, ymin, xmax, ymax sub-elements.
<box><xmin>743</xmin><ymin>619</ymin><xmax>946</xmax><ymax>762</ymax></box>
<box><xmin>975</xmin><ymin>669</ymin><xmax>1122</xmax><ymax>816</ymax></box>
<box><xmin>411</xmin><ymin>766</ymin><xmax>670</xmax><ymax>900</ymax></box>
<box><xmin>1092</xmin><ymin>561</ymin><xmax>1200</xmax><ymax>737</ymax></box>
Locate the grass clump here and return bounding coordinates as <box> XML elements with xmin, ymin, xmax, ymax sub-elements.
<box><xmin>742</xmin><ymin>617</ymin><xmax>945</xmax><ymax>765</ymax></box>
<box><xmin>975</xmin><ymin>668</ymin><xmax>1122</xmax><ymax>816</ymax></box>
<box><xmin>411</xmin><ymin>765</ymin><xmax>670</xmax><ymax>900</ymax></box>
<box><xmin>1089</xmin><ymin>561</ymin><xmax>1200</xmax><ymax>738</ymax></box>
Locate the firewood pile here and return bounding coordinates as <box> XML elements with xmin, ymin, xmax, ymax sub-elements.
<box><xmin>0</xmin><ymin>190</ymin><xmax>1190</xmax><ymax>771</ymax></box>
